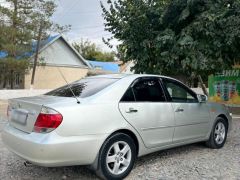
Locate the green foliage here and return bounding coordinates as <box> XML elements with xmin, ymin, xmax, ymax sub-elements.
<box><xmin>73</xmin><ymin>39</ymin><xmax>115</xmax><ymax>62</ymax></box>
<box><xmin>0</xmin><ymin>0</ymin><xmax>34</xmax><ymax>57</ymax></box>
<box><xmin>101</xmin><ymin>0</ymin><xmax>240</xmax><ymax>80</ymax></box>
<box><xmin>0</xmin><ymin>58</ymin><xmax>29</xmax><ymax>88</ymax></box>
<box><xmin>0</xmin><ymin>0</ymin><xmax>67</xmax><ymax>88</ymax></box>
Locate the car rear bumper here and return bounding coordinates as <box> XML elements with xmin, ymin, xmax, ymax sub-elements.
<box><xmin>2</xmin><ymin>124</ymin><xmax>108</xmax><ymax>167</ymax></box>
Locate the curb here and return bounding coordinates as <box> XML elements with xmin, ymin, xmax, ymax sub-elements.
<box><xmin>232</xmin><ymin>116</ymin><xmax>240</xmax><ymax>119</ymax></box>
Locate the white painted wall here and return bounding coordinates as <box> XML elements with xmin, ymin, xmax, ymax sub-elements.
<box><xmin>38</xmin><ymin>38</ymin><xmax>87</xmax><ymax>67</ymax></box>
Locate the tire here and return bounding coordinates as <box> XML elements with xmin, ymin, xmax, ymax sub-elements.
<box><xmin>206</xmin><ymin>117</ymin><xmax>228</xmax><ymax>149</ymax></box>
<box><xmin>96</xmin><ymin>133</ymin><xmax>137</xmax><ymax>180</ymax></box>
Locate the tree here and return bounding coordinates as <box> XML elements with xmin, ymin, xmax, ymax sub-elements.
<box><xmin>0</xmin><ymin>0</ymin><xmax>69</xmax><ymax>89</ymax></box>
<box><xmin>73</xmin><ymin>39</ymin><xmax>115</xmax><ymax>62</ymax></box>
<box><xmin>0</xmin><ymin>58</ymin><xmax>28</xmax><ymax>88</ymax></box>
<box><xmin>101</xmin><ymin>0</ymin><xmax>240</xmax><ymax>87</ymax></box>
<box><xmin>0</xmin><ymin>0</ymin><xmax>33</xmax><ymax>88</ymax></box>
<box><xmin>29</xmin><ymin>0</ymin><xmax>70</xmax><ymax>88</ymax></box>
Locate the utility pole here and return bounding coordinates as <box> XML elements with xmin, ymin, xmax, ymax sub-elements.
<box><xmin>30</xmin><ymin>22</ymin><xmax>43</xmax><ymax>89</ymax></box>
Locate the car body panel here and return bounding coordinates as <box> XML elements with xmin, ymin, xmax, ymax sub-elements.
<box><xmin>2</xmin><ymin>124</ymin><xmax>108</xmax><ymax>166</ymax></box>
<box><xmin>119</xmin><ymin>102</ymin><xmax>175</xmax><ymax>148</ymax></box>
<box><xmin>207</xmin><ymin>102</ymin><xmax>232</xmax><ymax>132</ymax></box>
<box><xmin>172</xmin><ymin>102</ymin><xmax>211</xmax><ymax>142</ymax></box>
<box><xmin>7</xmin><ymin>96</ymin><xmax>75</xmax><ymax>133</ymax></box>
<box><xmin>2</xmin><ymin>74</ymin><xmax>232</xmax><ymax>167</ymax></box>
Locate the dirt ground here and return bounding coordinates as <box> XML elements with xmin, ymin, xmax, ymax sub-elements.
<box><xmin>0</xmin><ymin>100</ymin><xmax>239</xmax><ymax>179</ymax></box>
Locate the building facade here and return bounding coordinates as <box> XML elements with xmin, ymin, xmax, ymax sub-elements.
<box><xmin>0</xmin><ymin>35</ymin><xmax>90</xmax><ymax>89</ymax></box>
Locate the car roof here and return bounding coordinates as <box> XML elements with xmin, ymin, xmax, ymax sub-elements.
<box><xmin>86</xmin><ymin>74</ymin><xmax>129</xmax><ymax>79</ymax></box>
<box><xmin>86</xmin><ymin>73</ymin><xmax>176</xmax><ymax>80</ymax></box>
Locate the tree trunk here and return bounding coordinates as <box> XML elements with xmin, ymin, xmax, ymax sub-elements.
<box><xmin>12</xmin><ymin>0</ymin><xmax>18</xmax><ymax>57</ymax></box>
<box><xmin>3</xmin><ymin>76</ymin><xmax>7</xmax><ymax>89</ymax></box>
<box><xmin>30</xmin><ymin>23</ymin><xmax>43</xmax><ymax>89</ymax></box>
<box><xmin>198</xmin><ymin>75</ymin><xmax>209</xmax><ymax>96</ymax></box>
<box><xmin>10</xmin><ymin>70</ymin><xmax>14</xmax><ymax>89</ymax></box>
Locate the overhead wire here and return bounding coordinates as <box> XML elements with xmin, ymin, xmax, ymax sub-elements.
<box><xmin>53</xmin><ymin>0</ymin><xmax>114</xmax><ymax>46</ymax></box>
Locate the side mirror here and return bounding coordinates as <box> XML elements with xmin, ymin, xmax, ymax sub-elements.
<box><xmin>197</xmin><ymin>94</ymin><xmax>208</xmax><ymax>103</ymax></box>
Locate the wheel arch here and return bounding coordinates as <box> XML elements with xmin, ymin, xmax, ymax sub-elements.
<box><xmin>91</xmin><ymin>128</ymin><xmax>140</xmax><ymax>171</ymax></box>
<box><xmin>109</xmin><ymin>129</ymin><xmax>139</xmax><ymax>156</ymax></box>
<box><xmin>217</xmin><ymin>114</ymin><xmax>229</xmax><ymax>129</ymax></box>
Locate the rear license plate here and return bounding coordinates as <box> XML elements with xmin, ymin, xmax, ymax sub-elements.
<box><xmin>11</xmin><ymin>109</ymin><xmax>28</xmax><ymax>125</ymax></box>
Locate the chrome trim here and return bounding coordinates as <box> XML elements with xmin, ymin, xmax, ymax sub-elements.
<box><xmin>141</xmin><ymin>121</ymin><xmax>209</xmax><ymax>131</ymax></box>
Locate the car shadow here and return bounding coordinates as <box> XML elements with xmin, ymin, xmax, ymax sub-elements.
<box><xmin>135</xmin><ymin>142</ymin><xmax>207</xmax><ymax>167</ymax></box>
<box><xmin>6</xmin><ymin>143</ymin><xmax>208</xmax><ymax>180</ymax></box>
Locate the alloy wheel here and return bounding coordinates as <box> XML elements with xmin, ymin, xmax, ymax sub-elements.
<box><xmin>106</xmin><ymin>141</ymin><xmax>132</xmax><ymax>175</ymax></box>
<box><xmin>214</xmin><ymin>122</ymin><xmax>226</xmax><ymax>145</ymax></box>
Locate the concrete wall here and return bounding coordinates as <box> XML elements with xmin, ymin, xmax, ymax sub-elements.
<box><xmin>0</xmin><ymin>89</ymin><xmax>51</xmax><ymax>100</ymax></box>
<box><xmin>24</xmin><ymin>66</ymin><xmax>88</xmax><ymax>89</ymax></box>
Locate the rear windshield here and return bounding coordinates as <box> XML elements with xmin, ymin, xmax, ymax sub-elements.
<box><xmin>46</xmin><ymin>78</ymin><xmax>118</xmax><ymax>98</ymax></box>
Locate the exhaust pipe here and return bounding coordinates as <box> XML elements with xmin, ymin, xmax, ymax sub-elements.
<box><xmin>24</xmin><ymin>161</ymin><xmax>32</xmax><ymax>167</ymax></box>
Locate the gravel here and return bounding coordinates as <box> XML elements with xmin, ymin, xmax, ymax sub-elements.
<box><xmin>0</xmin><ymin>111</ymin><xmax>239</xmax><ymax>179</ymax></box>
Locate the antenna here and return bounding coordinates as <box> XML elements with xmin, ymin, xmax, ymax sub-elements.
<box><xmin>37</xmin><ymin>34</ymin><xmax>81</xmax><ymax>104</ymax></box>
<box><xmin>57</xmin><ymin>67</ymin><xmax>80</xmax><ymax>104</ymax></box>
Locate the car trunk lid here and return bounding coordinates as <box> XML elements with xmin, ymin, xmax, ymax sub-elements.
<box><xmin>7</xmin><ymin>95</ymin><xmax>69</xmax><ymax>133</ymax></box>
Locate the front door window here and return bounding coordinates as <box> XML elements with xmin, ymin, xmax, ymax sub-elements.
<box><xmin>162</xmin><ymin>79</ymin><xmax>198</xmax><ymax>103</ymax></box>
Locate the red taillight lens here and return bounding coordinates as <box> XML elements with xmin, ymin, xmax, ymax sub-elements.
<box><xmin>34</xmin><ymin>107</ymin><xmax>63</xmax><ymax>133</ymax></box>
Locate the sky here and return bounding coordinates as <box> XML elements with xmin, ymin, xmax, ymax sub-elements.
<box><xmin>52</xmin><ymin>0</ymin><xmax>118</xmax><ymax>52</ymax></box>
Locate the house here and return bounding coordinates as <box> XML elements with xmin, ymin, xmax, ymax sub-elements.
<box><xmin>0</xmin><ymin>35</ymin><xmax>90</xmax><ymax>89</ymax></box>
<box><xmin>86</xmin><ymin>60</ymin><xmax>120</xmax><ymax>74</ymax></box>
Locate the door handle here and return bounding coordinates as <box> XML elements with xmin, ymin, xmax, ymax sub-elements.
<box><xmin>126</xmin><ymin>108</ymin><xmax>138</xmax><ymax>113</ymax></box>
<box><xmin>175</xmin><ymin>108</ymin><xmax>184</xmax><ymax>112</ymax></box>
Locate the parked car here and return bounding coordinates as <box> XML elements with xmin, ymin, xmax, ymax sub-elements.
<box><xmin>2</xmin><ymin>74</ymin><xmax>232</xmax><ymax>180</ymax></box>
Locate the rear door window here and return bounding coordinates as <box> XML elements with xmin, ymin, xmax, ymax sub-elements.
<box><xmin>46</xmin><ymin>78</ymin><xmax>118</xmax><ymax>98</ymax></box>
<box><xmin>121</xmin><ymin>78</ymin><xmax>166</xmax><ymax>102</ymax></box>
<box><xmin>121</xmin><ymin>88</ymin><xmax>135</xmax><ymax>102</ymax></box>
<box><xmin>133</xmin><ymin>78</ymin><xmax>166</xmax><ymax>102</ymax></box>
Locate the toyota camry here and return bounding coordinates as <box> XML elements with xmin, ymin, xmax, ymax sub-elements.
<box><xmin>2</xmin><ymin>74</ymin><xmax>232</xmax><ymax>180</ymax></box>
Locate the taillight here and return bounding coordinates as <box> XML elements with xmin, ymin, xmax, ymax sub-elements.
<box><xmin>33</xmin><ymin>106</ymin><xmax>63</xmax><ymax>133</ymax></box>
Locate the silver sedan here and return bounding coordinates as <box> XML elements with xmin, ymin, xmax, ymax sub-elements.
<box><xmin>2</xmin><ymin>74</ymin><xmax>232</xmax><ymax>180</ymax></box>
